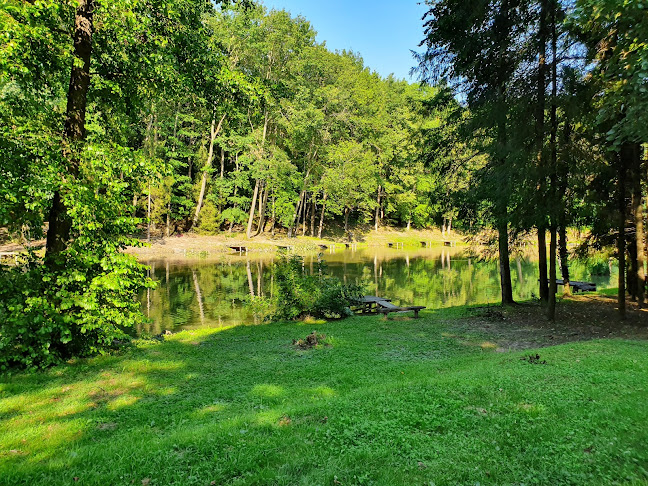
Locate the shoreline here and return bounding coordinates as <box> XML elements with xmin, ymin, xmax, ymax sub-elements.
<box><xmin>125</xmin><ymin>228</ymin><xmax>467</xmax><ymax>260</ymax></box>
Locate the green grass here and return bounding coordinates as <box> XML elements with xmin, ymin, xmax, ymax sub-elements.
<box><xmin>1</xmin><ymin>309</ymin><xmax>648</xmax><ymax>485</ymax></box>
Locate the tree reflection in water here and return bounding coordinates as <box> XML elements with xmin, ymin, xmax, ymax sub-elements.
<box><xmin>138</xmin><ymin>248</ymin><xmax>615</xmax><ymax>334</ymax></box>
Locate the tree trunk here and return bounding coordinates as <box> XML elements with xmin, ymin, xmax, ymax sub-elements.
<box><xmin>375</xmin><ymin>186</ymin><xmax>381</xmax><ymax>231</ymax></box>
<box><xmin>302</xmin><ymin>193</ymin><xmax>309</xmax><ymax>235</ymax></box>
<box><xmin>558</xmin><ymin>224</ymin><xmax>570</xmax><ymax>295</ymax></box>
<box><xmin>147</xmin><ymin>182</ymin><xmax>151</xmax><ymax>242</ymax></box>
<box><xmin>538</xmin><ymin>228</ymin><xmax>549</xmax><ymax>302</ymax></box>
<box><xmin>344</xmin><ymin>207</ymin><xmax>350</xmax><ymax>234</ymax></box>
<box><xmin>220</xmin><ymin>147</ymin><xmax>225</xmax><ymax>179</ymax></box>
<box><xmin>246</xmin><ymin>179</ymin><xmax>260</xmax><ymax>238</ymax></box>
<box><xmin>310</xmin><ymin>199</ymin><xmax>316</xmax><ymax>236</ymax></box>
<box><xmin>618</xmin><ymin>148</ymin><xmax>628</xmax><ymax>320</ymax></box>
<box><xmin>630</xmin><ymin>142</ymin><xmax>645</xmax><ymax>305</ymax></box>
<box><xmin>254</xmin><ymin>182</ymin><xmax>269</xmax><ymax>236</ymax></box>
<box><xmin>636</xmin><ymin>195</ymin><xmax>646</xmax><ymax>306</ymax></box>
<box><xmin>558</xmin><ymin>114</ymin><xmax>572</xmax><ymax>296</ymax></box>
<box><xmin>270</xmin><ymin>196</ymin><xmax>276</xmax><ymax>236</ymax></box>
<box><xmin>318</xmin><ymin>193</ymin><xmax>327</xmax><ymax>239</ymax></box>
<box><xmin>289</xmin><ymin>189</ymin><xmax>306</xmax><ymax>238</ymax></box>
<box><xmin>536</xmin><ymin>0</ymin><xmax>549</xmax><ymax>304</ymax></box>
<box><xmin>498</xmin><ymin>221</ymin><xmax>514</xmax><ymax>304</ymax></box>
<box><xmin>45</xmin><ymin>0</ymin><xmax>95</xmax><ymax>265</ymax></box>
<box><xmin>191</xmin><ymin>113</ymin><xmax>225</xmax><ymax>229</ymax></box>
<box><xmin>547</xmin><ymin>8</ymin><xmax>558</xmax><ymax>321</ymax></box>
<box><xmin>166</xmin><ymin>200</ymin><xmax>171</xmax><ymax>237</ymax></box>
<box><xmin>547</xmin><ymin>227</ymin><xmax>557</xmax><ymax>319</ymax></box>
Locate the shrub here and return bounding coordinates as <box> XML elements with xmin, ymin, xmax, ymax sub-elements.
<box><xmin>260</xmin><ymin>253</ymin><xmax>363</xmax><ymax>321</ymax></box>
<box><xmin>0</xmin><ymin>245</ymin><xmax>153</xmax><ymax>371</ymax></box>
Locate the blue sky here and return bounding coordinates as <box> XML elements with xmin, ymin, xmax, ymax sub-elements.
<box><xmin>260</xmin><ymin>0</ymin><xmax>428</xmax><ymax>81</ymax></box>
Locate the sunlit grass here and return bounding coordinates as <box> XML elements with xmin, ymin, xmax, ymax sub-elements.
<box><xmin>1</xmin><ymin>311</ymin><xmax>648</xmax><ymax>485</ymax></box>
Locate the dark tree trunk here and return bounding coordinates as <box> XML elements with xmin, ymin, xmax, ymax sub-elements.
<box><xmin>344</xmin><ymin>207</ymin><xmax>351</xmax><ymax>235</ymax></box>
<box><xmin>495</xmin><ymin>91</ymin><xmax>513</xmax><ymax>305</ymax></box>
<box><xmin>536</xmin><ymin>0</ymin><xmax>549</xmax><ymax>304</ymax></box>
<box><xmin>538</xmin><ymin>229</ymin><xmax>549</xmax><ymax>302</ymax></box>
<box><xmin>288</xmin><ymin>189</ymin><xmax>306</xmax><ymax>238</ymax></box>
<box><xmin>558</xmin><ymin>115</ymin><xmax>572</xmax><ymax>296</ymax></box>
<box><xmin>630</xmin><ymin>142</ymin><xmax>645</xmax><ymax>305</ymax></box>
<box><xmin>45</xmin><ymin>0</ymin><xmax>95</xmax><ymax>266</ymax></box>
<box><xmin>628</xmin><ymin>234</ymin><xmax>638</xmax><ymax>300</ymax></box>
<box><xmin>558</xmin><ymin>225</ymin><xmax>570</xmax><ymax>295</ymax></box>
<box><xmin>618</xmin><ymin>148</ymin><xmax>628</xmax><ymax>320</ymax></box>
<box><xmin>302</xmin><ymin>193</ymin><xmax>310</xmax><ymax>235</ymax></box>
<box><xmin>547</xmin><ymin>5</ymin><xmax>558</xmax><ymax>321</ymax></box>
<box><xmin>498</xmin><ymin>221</ymin><xmax>514</xmax><ymax>304</ymax></box>
<box><xmin>548</xmin><ymin>227</ymin><xmax>557</xmax><ymax>319</ymax></box>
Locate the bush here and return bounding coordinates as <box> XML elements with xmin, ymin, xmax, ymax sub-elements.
<box><xmin>0</xmin><ymin>243</ymin><xmax>153</xmax><ymax>371</ymax></box>
<box><xmin>259</xmin><ymin>253</ymin><xmax>363</xmax><ymax>321</ymax></box>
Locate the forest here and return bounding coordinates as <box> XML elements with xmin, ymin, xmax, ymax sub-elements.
<box><xmin>0</xmin><ymin>0</ymin><xmax>647</xmax><ymax>368</ymax></box>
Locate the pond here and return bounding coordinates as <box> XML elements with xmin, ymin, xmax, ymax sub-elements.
<box><xmin>137</xmin><ymin>247</ymin><xmax>616</xmax><ymax>334</ymax></box>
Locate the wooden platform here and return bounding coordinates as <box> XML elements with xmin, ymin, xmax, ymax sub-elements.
<box><xmin>353</xmin><ymin>295</ymin><xmax>425</xmax><ymax>318</ymax></box>
<box><xmin>229</xmin><ymin>246</ymin><xmax>247</xmax><ymax>253</ymax></box>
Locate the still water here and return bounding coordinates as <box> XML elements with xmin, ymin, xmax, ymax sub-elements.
<box><xmin>138</xmin><ymin>247</ymin><xmax>616</xmax><ymax>334</ymax></box>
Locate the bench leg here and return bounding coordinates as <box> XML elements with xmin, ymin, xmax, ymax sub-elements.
<box><xmin>413</xmin><ymin>309</ymin><xmax>419</xmax><ymax>319</ymax></box>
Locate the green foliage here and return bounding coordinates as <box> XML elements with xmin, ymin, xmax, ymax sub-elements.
<box><xmin>0</xmin><ymin>250</ymin><xmax>152</xmax><ymax>371</ymax></box>
<box><xmin>267</xmin><ymin>253</ymin><xmax>363</xmax><ymax>320</ymax></box>
<box><xmin>0</xmin><ymin>145</ymin><xmax>155</xmax><ymax>370</ymax></box>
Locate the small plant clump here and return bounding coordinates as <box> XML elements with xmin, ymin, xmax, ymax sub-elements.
<box><xmin>250</xmin><ymin>253</ymin><xmax>364</xmax><ymax>322</ymax></box>
<box><xmin>521</xmin><ymin>353</ymin><xmax>547</xmax><ymax>365</ymax></box>
<box><xmin>292</xmin><ymin>331</ymin><xmax>328</xmax><ymax>349</ymax></box>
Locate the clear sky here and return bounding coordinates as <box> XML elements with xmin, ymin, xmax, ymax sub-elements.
<box><xmin>260</xmin><ymin>0</ymin><xmax>428</xmax><ymax>81</ymax></box>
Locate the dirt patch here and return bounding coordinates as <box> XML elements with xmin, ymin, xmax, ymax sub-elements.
<box><xmin>292</xmin><ymin>331</ymin><xmax>328</xmax><ymax>349</ymax></box>
<box><xmin>456</xmin><ymin>294</ymin><xmax>648</xmax><ymax>351</ymax></box>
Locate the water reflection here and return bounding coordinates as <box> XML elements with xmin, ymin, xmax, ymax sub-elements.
<box><xmin>138</xmin><ymin>248</ymin><xmax>616</xmax><ymax>334</ymax></box>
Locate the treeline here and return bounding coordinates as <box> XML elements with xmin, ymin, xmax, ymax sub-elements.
<box><xmin>416</xmin><ymin>0</ymin><xmax>648</xmax><ymax>318</ymax></box>
<box><xmin>123</xmin><ymin>4</ymin><xmax>472</xmax><ymax>239</ymax></box>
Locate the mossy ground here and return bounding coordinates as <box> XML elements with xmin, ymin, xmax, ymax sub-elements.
<box><xmin>1</xmin><ymin>303</ymin><xmax>647</xmax><ymax>485</ymax></box>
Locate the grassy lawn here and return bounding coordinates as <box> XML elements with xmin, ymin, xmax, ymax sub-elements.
<box><xmin>1</xmin><ymin>308</ymin><xmax>648</xmax><ymax>485</ymax></box>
